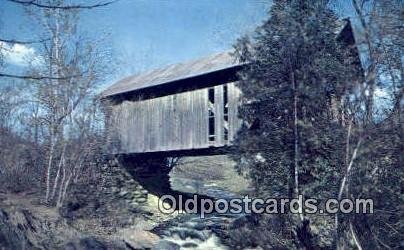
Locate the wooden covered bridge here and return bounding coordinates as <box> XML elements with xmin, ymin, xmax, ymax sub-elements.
<box><xmin>102</xmin><ymin>20</ymin><xmax>359</xmax><ymax>157</ymax></box>
<box><xmin>103</xmin><ymin>51</ymin><xmax>243</xmax><ymax>155</ymax></box>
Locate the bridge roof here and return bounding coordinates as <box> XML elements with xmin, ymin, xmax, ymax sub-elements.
<box><xmin>102</xmin><ymin>19</ymin><xmax>355</xmax><ymax>99</ymax></box>
<box><xmin>101</xmin><ymin>51</ymin><xmax>241</xmax><ymax>98</ymax></box>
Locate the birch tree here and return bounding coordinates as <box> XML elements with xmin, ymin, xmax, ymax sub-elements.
<box><xmin>25</xmin><ymin>1</ymin><xmax>110</xmax><ymax>205</ymax></box>
<box><xmin>0</xmin><ymin>0</ymin><xmax>116</xmax><ymax>80</ymax></box>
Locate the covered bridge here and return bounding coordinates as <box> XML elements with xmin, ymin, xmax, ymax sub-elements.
<box><xmin>102</xmin><ymin>19</ymin><xmax>359</xmax><ymax>156</ymax></box>
<box><xmin>103</xmin><ymin>51</ymin><xmax>244</xmax><ymax>155</ymax></box>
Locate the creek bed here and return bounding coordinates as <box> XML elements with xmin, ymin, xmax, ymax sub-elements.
<box><xmin>151</xmin><ymin>177</ymin><xmax>246</xmax><ymax>249</ymax></box>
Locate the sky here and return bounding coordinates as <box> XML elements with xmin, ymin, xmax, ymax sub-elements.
<box><xmin>0</xmin><ymin>1</ymin><xmax>394</xmax><ymax>120</ymax></box>
<box><xmin>0</xmin><ymin>0</ymin><xmax>271</xmax><ymax>89</ymax></box>
<box><xmin>0</xmin><ymin>0</ymin><xmax>362</xmax><ymax>91</ymax></box>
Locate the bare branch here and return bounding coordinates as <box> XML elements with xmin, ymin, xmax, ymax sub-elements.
<box><xmin>350</xmin><ymin>223</ymin><xmax>363</xmax><ymax>250</ymax></box>
<box><xmin>0</xmin><ymin>72</ymin><xmax>86</xmax><ymax>80</ymax></box>
<box><xmin>338</xmin><ymin>138</ymin><xmax>362</xmax><ymax>201</ymax></box>
<box><xmin>7</xmin><ymin>0</ymin><xmax>118</xmax><ymax>10</ymax></box>
<box><xmin>0</xmin><ymin>37</ymin><xmax>50</xmax><ymax>45</ymax></box>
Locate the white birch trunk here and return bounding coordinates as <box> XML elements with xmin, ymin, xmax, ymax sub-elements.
<box><xmin>51</xmin><ymin>144</ymin><xmax>65</xmax><ymax>201</ymax></box>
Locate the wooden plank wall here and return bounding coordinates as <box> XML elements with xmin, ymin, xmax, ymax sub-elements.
<box><xmin>109</xmin><ymin>82</ymin><xmax>242</xmax><ymax>154</ymax></box>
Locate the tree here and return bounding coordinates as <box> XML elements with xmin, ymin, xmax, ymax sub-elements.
<box><xmin>231</xmin><ymin>0</ymin><xmax>403</xmax><ymax>248</ymax></box>
<box><xmin>352</xmin><ymin>0</ymin><xmax>403</xmax><ymax>124</ymax></box>
<box><xmin>0</xmin><ymin>82</ymin><xmax>44</xmax><ymax>192</ymax></box>
<box><xmin>339</xmin><ymin>1</ymin><xmax>403</xmax><ymax>248</ymax></box>
<box><xmin>232</xmin><ymin>0</ymin><xmax>360</xmax><ymax>247</ymax></box>
<box><xmin>20</xmin><ymin>1</ymin><xmax>111</xmax><ymax>205</ymax></box>
<box><xmin>0</xmin><ymin>0</ymin><xmax>116</xmax><ymax>80</ymax></box>
<box><xmin>7</xmin><ymin>0</ymin><xmax>117</xmax><ymax>10</ymax></box>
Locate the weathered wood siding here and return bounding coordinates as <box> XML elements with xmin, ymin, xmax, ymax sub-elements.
<box><xmin>108</xmin><ymin>82</ymin><xmax>242</xmax><ymax>154</ymax></box>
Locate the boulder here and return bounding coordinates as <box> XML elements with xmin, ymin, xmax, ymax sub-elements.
<box><xmin>153</xmin><ymin>240</ymin><xmax>180</xmax><ymax>250</ymax></box>
<box><xmin>132</xmin><ymin>190</ymin><xmax>142</xmax><ymax>195</ymax></box>
<box><xmin>119</xmin><ymin>190</ymin><xmax>129</xmax><ymax>197</ymax></box>
<box><xmin>182</xmin><ymin>242</ymin><xmax>199</xmax><ymax>248</ymax></box>
<box><xmin>136</xmin><ymin>197</ymin><xmax>147</xmax><ymax>203</ymax></box>
<box><xmin>63</xmin><ymin>237</ymin><xmax>108</xmax><ymax>250</ymax></box>
<box><xmin>121</xmin><ymin>229</ymin><xmax>160</xmax><ymax>249</ymax></box>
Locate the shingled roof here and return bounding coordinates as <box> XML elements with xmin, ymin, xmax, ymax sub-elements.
<box><xmin>102</xmin><ymin>19</ymin><xmax>354</xmax><ymax>98</ymax></box>
<box><xmin>102</xmin><ymin>51</ymin><xmax>240</xmax><ymax>98</ymax></box>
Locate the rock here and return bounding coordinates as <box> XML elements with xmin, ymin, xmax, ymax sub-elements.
<box><xmin>131</xmin><ymin>217</ymin><xmax>155</xmax><ymax>231</ymax></box>
<box><xmin>63</xmin><ymin>237</ymin><xmax>107</xmax><ymax>250</ymax></box>
<box><xmin>126</xmin><ymin>179</ymin><xmax>135</xmax><ymax>184</ymax></box>
<box><xmin>136</xmin><ymin>197</ymin><xmax>147</xmax><ymax>203</ymax></box>
<box><xmin>191</xmin><ymin>222</ymin><xmax>206</xmax><ymax>231</ymax></box>
<box><xmin>230</xmin><ymin>215</ymin><xmax>258</xmax><ymax>230</ymax></box>
<box><xmin>153</xmin><ymin>240</ymin><xmax>180</xmax><ymax>250</ymax></box>
<box><xmin>174</xmin><ymin>229</ymin><xmax>206</xmax><ymax>241</ymax></box>
<box><xmin>132</xmin><ymin>193</ymin><xmax>143</xmax><ymax>198</ymax></box>
<box><xmin>128</xmin><ymin>207</ymin><xmax>140</xmax><ymax>213</ymax></box>
<box><xmin>111</xmin><ymin>187</ymin><xmax>120</xmax><ymax>193</ymax></box>
<box><xmin>0</xmin><ymin>209</ymin><xmax>32</xmax><ymax>249</ymax></box>
<box><xmin>141</xmin><ymin>190</ymin><xmax>148</xmax><ymax>195</ymax></box>
<box><xmin>122</xmin><ymin>229</ymin><xmax>160</xmax><ymax>250</ymax></box>
<box><xmin>132</xmin><ymin>190</ymin><xmax>142</xmax><ymax>195</ymax></box>
<box><xmin>113</xmin><ymin>158</ymin><xmax>120</xmax><ymax>166</ymax></box>
<box><xmin>119</xmin><ymin>191</ymin><xmax>129</xmax><ymax>198</ymax></box>
<box><xmin>182</xmin><ymin>242</ymin><xmax>199</xmax><ymax>248</ymax></box>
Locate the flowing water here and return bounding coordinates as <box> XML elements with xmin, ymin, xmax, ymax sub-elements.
<box><xmin>151</xmin><ymin>177</ymin><xmax>245</xmax><ymax>249</ymax></box>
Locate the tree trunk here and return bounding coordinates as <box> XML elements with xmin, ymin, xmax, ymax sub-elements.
<box><xmin>56</xmin><ymin>165</ymin><xmax>66</xmax><ymax>207</ymax></box>
<box><xmin>51</xmin><ymin>144</ymin><xmax>65</xmax><ymax>201</ymax></box>
<box><xmin>335</xmin><ymin>136</ymin><xmax>362</xmax><ymax>247</ymax></box>
<box><xmin>45</xmin><ymin>133</ymin><xmax>56</xmax><ymax>202</ymax></box>
<box><xmin>291</xmin><ymin>70</ymin><xmax>304</xmax><ymax>222</ymax></box>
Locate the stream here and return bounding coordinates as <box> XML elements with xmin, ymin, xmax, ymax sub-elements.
<box><xmin>151</xmin><ymin>177</ymin><xmax>246</xmax><ymax>250</ymax></box>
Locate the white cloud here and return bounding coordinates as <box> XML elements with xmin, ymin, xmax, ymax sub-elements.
<box><xmin>0</xmin><ymin>42</ymin><xmax>42</xmax><ymax>66</ymax></box>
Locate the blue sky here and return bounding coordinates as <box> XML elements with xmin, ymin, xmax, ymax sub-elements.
<box><xmin>0</xmin><ymin>0</ymin><xmax>360</xmax><ymax>90</ymax></box>
<box><xmin>0</xmin><ymin>0</ymin><xmax>271</xmax><ymax>88</ymax></box>
<box><xmin>0</xmin><ymin>1</ymin><xmax>393</xmax><ymax>120</ymax></box>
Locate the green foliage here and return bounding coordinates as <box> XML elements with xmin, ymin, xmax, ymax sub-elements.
<box><xmin>232</xmin><ymin>0</ymin><xmax>354</xmax><ymax>199</ymax></box>
<box><xmin>231</xmin><ymin>0</ymin><xmax>360</xmax><ymax>248</ymax></box>
<box><xmin>231</xmin><ymin>0</ymin><xmax>403</xmax><ymax>248</ymax></box>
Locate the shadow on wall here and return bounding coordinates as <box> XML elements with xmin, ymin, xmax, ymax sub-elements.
<box><xmin>117</xmin><ymin>154</ymin><xmax>214</xmax><ymax>211</ymax></box>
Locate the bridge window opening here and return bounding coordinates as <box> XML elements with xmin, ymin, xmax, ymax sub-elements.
<box><xmin>208</xmin><ymin>88</ymin><xmax>216</xmax><ymax>142</ymax></box>
<box><xmin>209</xmin><ymin>87</ymin><xmax>215</xmax><ymax>103</ymax></box>
<box><xmin>209</xmin><ymin>117</ymin><xmax>215</xmax><ymax>141</ymax></box>
<box><xmin>224</xmin><ymin>127</ymin><xmax>229</xmax><ymax>141</ymax></box>
<box><xmin>223</xmin><ymin>85</ymin><xmax>229</xmax><ymax>141</ymax></box>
